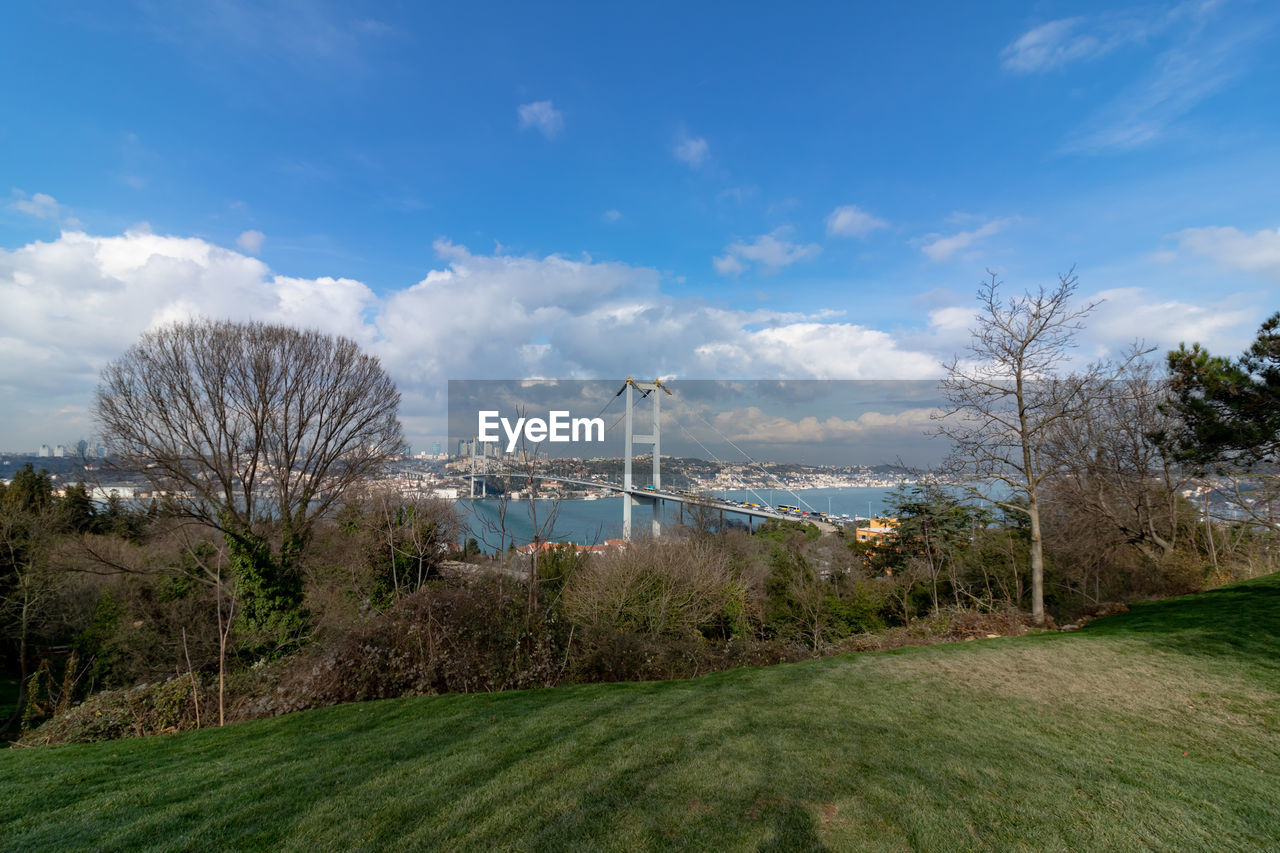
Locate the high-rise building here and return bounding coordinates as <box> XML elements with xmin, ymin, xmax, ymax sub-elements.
<box><xmin>76</xmin><ymin>439</ymin><xmax>88</xmax><ymax>458</ymax></box>
<box><xmin>38</xmin><ymin>444</ymin><xmax>50</xmax><ymax>457</ymax></box>
<box><xmin>431</xmin><ymin>441</ymin><xmax>441</xmax><ymax>457</ymax></box>
<box><xmin>54</xmin><ymin>444</ymin><xmax>66</xmax><ymax>457</ymax></box>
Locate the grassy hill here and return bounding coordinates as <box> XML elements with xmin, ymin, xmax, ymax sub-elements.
<box><xmin>2</xmin><ymin>575</ymin><xmax>1277</xmax><ymax>851</ymax></box>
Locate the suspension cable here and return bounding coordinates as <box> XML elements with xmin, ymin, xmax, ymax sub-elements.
<box><xmin>684</xmin><ymin>408</ymin><xmax>818</xmax><ymax>513</ymax></box>
<box><xmin>674</xmin><ymin>419</ymin><xmax>772</xmax><ymax>508</ymax></box>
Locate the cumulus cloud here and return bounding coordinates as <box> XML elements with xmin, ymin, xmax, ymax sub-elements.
<box><xmin>1174</xmin><ymin>225</ymin><xmax>1280</xmax><ymax>279</ymax></box>
<box><xmin>517</xmin><ymin>100</ymin><xmax>564</xmax><ymax>139</ymax></box>
<box><xmin>236</xmin><ymin>229</ymin><xmax>265</xmax><ymax>254</ymax></box>
<box><xmin>710</xmin><ymin>406</ymin><xmax>938</xmax><ymax>445</ymax></box>
<box><xmin>673</xmin><ymin>133</ymin><xmax>709</xmax><ymax>168</ymax></box>
<box><xmin>919</xmin><ymin>217</ymin><xmax>1014</xmax><ymax>262</ymax></box>
<box><xmin>693</xmin><ymin>322</ymin><xmax>939</xmax><ymax>379</ymax></box>
<box><xmin>0</xmin><ymin>228</ymin><xmax>948</xmax><ymax>448</ymax></box>
<box><xmin>714</xmin><ymin>228</ymin><xmax>821</xmax><ymax>276</ymax></box>
<box><xmin>4</xmin><ymin>227</ymin><xmax>1270</xmax><ymax>450</ymax></box>
<box><xmin>825</xmin><ymin>204</ymin><xmax>888</xmax><ymax>238</ymax></box>
<box><xmin>602</xmin><ymin>209</ymin><xmax>622</xmax><ymax>223</ymax></box>
<box><xmin>1085</xmin><ymin>286</ymin><xmax>1257</xmax><ymax>355</ymax></box>
<box><xmin>0</xmin><ymin>228</ymin><xmax>378</xmax><ymax>446</ymax></box>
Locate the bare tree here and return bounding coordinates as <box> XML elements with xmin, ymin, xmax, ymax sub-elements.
<box><xmin>365</xmin><ymin>488</ymin><xmax>461</xmax><ymax>598</ymax></box>
<box><xmin>171</xmin><ymin>525</ymin><xmax>238</xmax><ymax>727</ymax></box>
<box><xmin>1042</xmin><ymin>353</ymin><xmax>1185</xmax><ymax>566</ymax></box>
<box><xmin>934</xmin><ymin>270</ymin><xmax>1113</xmax><ymax>624</ymax></box>
<box><xmin>468</xmin><ymin>416</ymin><xmax>565</xmax><ymax>611</ymax></box>
<box><xmin>93</xmin><ymin>319</ymin><xmax>404</xmax><ymax>634</ymax></box>
<box><xmin>680</xmin><ymin>491</ymin><xmax>724</xmax><ymax>538</ymax></box>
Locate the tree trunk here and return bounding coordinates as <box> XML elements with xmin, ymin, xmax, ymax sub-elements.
<box><xmin>1028</xmin><ymin>492</ymin><xmax>1045</xmax><ymax>625</ymax></box>
<box><xmin>3</xmin><ymin>620</ymin><xmax>30</xmax><ymax>735</ymax></box>
<box><xmin>1204</xmin><ymin>489</ymin><xmax>1218</xmax><ymax>570</ymax></box>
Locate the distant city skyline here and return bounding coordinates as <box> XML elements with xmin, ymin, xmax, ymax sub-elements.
<box><xmin>3</xmin><ymin>2</ymin><xmax>1278</xmax><ymax>451</ymax></box>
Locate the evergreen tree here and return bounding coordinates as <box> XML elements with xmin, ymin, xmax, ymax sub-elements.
<box><xmin>1165</xmin><ymin>311</ymin><xmax>1280</xmax><ymax>469</ymax></box>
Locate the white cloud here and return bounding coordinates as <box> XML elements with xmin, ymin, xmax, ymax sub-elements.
<box><xmin>711</xmin><ymin>406</ymin><xmax>939</xmax><ymax>445</ymax></box>
<box><xmin>0</xmin><ymin>228</ymin><xmax>948</xmax><ymax>449</ymax></box>
<box><xmin>517</xmin><ymin>100</ymin><xmax>564</xmax><ymax>139</ymax></box>
<box><xmin>715</xmin><ymin>228</ymin><xmax>821</xmax><ymax>276</ymax></box>
<box><xmin>825</xmin><ymin>205</ymin><xmax>888</xmax><ymax>238</ymax></box>
<box><xmin>3</xmin><ymin>227</ymin><xmax>1271</xmax><ymax>450</ymax></box>
<box><xmin>919</xmin><ymin>217</ymin><xmax>1015</xmax><ymax>262</ymax></box>
<box><xmin>713</xmin><ymin>254</ymin><xmax>747</xmax><ymax>276</ymax></box>
<box><xmin>1001</xmin><ymin>15</ymin><xmax>1156</xmax><ymax>73</ymax></box>
<box><xmin>673</xmin><ymin>133</ymin><xmax>709</xmax><ymax>168</ymax></box>
<box><xmin>10</xmin><ymin>191</ymin><xmax>63</xmax><ymax>219</ymax></box>
<box><xmin>927</xmin><ymin>305</ymin><xmax>977</xmax><ymax>337</ymax></box>
<box><xmin>0</xmin><ymin>228</ymin><xmax>379</xmax><ymax>447</ymax></box>
<box><xmin>1052</xmin><ymin>5</ymin><xmax>1268</xmax><ymax>154</ymax></box>
<box><xmin>603</xmin><ymin>209</ymin><xmax>622</xmax><ymax>223</ymax></box>
<box><xmin>1174</xmin><ymin>225</ymin><xmax>1280</xmax><ymax>279</ymax></box>
<box><xmin>236</xmin><ymin>229</ymin><xmax>265</xmax><ymax>254</ymax></box>
<box><xmin>1086</xmin><ymin>287</ymin><xmax>1257</xmax><ymax>355</ymax></box>
<box><xmin>695</xmin><ymin>323</ymin><xmax>939</xmax><ymax>380</ymax></box>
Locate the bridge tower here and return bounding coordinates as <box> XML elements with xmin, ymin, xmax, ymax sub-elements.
<box><xmin>620</xmin><ymin>378</ymin><xmax>671</xmax><ymax>540</ymax></box>
<box><xmin>468</xmin><ymin>438</ymin><xmax>499</xmax><ymax>498</ymax></box>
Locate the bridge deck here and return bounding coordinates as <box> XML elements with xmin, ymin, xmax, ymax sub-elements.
<box><xmin>470</xmin><ymin>472</ymin><xmax>842</xmax><ymax>530</ymax></box>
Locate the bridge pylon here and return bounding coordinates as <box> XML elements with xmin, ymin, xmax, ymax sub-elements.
<box><xmin>467</xmin><ymin>437</ymin><xmax>500</xmax><ymax>498</ymax></box>
<box><xmin>619</xmin><ymin>377</ymin><xmax>671</xmax><ymax>541</ymax></box>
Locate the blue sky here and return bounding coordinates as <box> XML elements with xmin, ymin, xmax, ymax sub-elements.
<box><xmin>1</xmin><ymin>0</ymin><xmax>1278</xmax><ymax>451</ymax></box>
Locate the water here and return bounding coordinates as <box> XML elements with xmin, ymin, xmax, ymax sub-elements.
<box><xmin>456</xmin><ymin>485</ymin><xmax>900</xmax><ymax>549</ymax></box>
<box><xmin>719</xmin><ymin>486</ymin><xmax>897</xmax><ymax>519</ymax></box>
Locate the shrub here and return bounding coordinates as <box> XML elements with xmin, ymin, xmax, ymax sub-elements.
<box><xmin>561</xmin><ymin>540</ymin><xmax>751</xmax><ymax>639</ymax></box>
<box><xmin>239</xmin><ymin>576</ymin><xmax>566</xmax><ymax>717</ymax></box>
<box><xmin>18</xmin><ymin>676</ymin><xmax>208</xmax><ymax>746</ymax></box>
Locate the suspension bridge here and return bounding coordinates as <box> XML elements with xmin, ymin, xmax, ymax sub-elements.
<box><xmin>459</xmin><ymin>378</ymin><xmax>839</xmax><ymax>540</ymax></box>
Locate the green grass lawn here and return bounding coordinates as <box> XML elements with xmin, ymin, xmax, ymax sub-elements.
<box><xmin>2</xmin><ymin>575</ymin><xmax>1278</xmax><ymax>852</ymax></box>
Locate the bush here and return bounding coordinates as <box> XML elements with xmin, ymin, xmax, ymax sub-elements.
<box><xmin>561</xmin><ymin>540</ymin><xmax>750</xmax><ymax>639</ymax></box>
<box><xmin>823</xmin><ymin>579</ymin><xmax>890</xmax><ymax>636</ymax></box>
<box><xmin>238</xmin><ymin>576</ymin><xmax>567</xmax><ymax>718</ymax></box>
<box><xmin>18</xmin><ymin>676</ymin><xmax>208</xmax><ymax>747</ymax></box>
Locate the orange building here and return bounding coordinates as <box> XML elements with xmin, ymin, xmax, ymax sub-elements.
<box><xmin>853</xmin><ymin>517</ymin><xmax>898</xmax><ymax>543</ymax></box>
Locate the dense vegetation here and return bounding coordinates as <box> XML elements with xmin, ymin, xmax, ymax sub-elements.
<box><xmin>1</xmin><ymin>573</ymin><xmax>1276</xmax><ymax>850</ymax></box>
<box><xmin>2</xmin><ymin>459</ymin><xmax>1272</xmax><ymax>746</ymax></box>
<box><xmin>5</xmin><ymin>306</ymin><xmax>1280</xmax><ymax>752</ymax></box>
